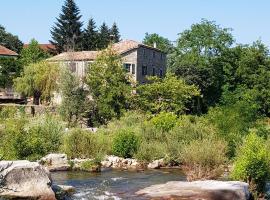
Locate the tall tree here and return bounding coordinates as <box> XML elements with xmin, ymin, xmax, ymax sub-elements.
<box><xmin>169</xmin><ymin>19</ymin><xmax>234</xmax><ymax>111</ymax></box>
<box><xmin>20</xmin><ymin>39</ymin><xmax>50</xmax><ymax>66</ymax></box>
<box><xmin>82</xmin><ymin>18</ymin><xmax>99</xmax><ymax>50</ymax></box>
<box><xmin>110</xmin><ymin>22</ymin><xmax>121</xmax><ymax>43</ymax></box>
<box><xmin>143</xmin><ymin>33</ymin><xmax>173</xmax><ymax>53</ymax></box>
<box><xmin>86</xmin><ymin>46</ymin><xmax>131</xmax><ymax>125</ymax></box>
<box><xmin>0</xmin><ymin>58</ymin><xmax>22</xmax><ymax>88</ymax></box>
<box><xmin>0</xmin><ymin>25</ymin><xmax>23</xmax><ymax>53</ymax></box>
<box><xmin>97</xmin><ymin>22</ymin><xmax>111</xmax><ymax>49</ymax></box>
<box><xmin>50</xmin><ymin>0</ymin><xmax>83</xmax><ymax>53</ymax></box>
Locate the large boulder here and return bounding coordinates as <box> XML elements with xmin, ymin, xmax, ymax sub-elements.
<box><xmin>0</xmin><ymin>160</ymin><xmax>56</xmax><ymax>200</ymax></box>
<box><xmin>40</xmin><ymin>153</ymin><xmax>70</xmax><ymax>172</ymax></box>
<box><xmin>136</xmin><ymin>180</ymin><xmax>250</xmax><ymax>200</ymax></box>
<box><xmin>147</xmin><ymin>159</ymin><xmax>165</xmax><ymax>169</ymax></box>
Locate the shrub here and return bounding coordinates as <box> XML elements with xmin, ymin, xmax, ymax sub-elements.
<box><xmin>150</xmin><ymin>112</ymin><xmax>177</xmax><ymax>132</ymax></box>
<box><xmin>80</xmin><ymin>159</ymin><xmax>101</xmax><ymax>172</ymax></box>
<box><xmin>181</xmin><ymin>138</ymin><xmax>228</xmax><ymax>181</ymax></box>
<box><xmin>231</xmin><ymin>132</ymin><xmax>270</xmax><ymax>195</ymax></box>
<box><xmin>0</xmin><ymin>114</ymin><xmax>64</xmax><ymax>161</ymax></box>
<box><xmin>62</xmin><ymin>128</ymin><xmax>110</xmax><ymax>159</ymax></box>
<box><xmin>135</xmin><ymin>141</ymin><xmax>167</xmax><ymax>162</ymax></box>
<box><xmin>112</xmin><ymin>130</ymin><xmax>139</xmax><ymax>158</ymax></box>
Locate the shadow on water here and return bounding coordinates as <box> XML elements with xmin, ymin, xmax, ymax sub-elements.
<box><xmin>51</xmin><ymin>168</ymin><xmax>186</xmax><ymax>200</ymax></box>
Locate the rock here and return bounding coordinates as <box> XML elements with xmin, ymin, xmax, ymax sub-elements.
<box><xmin>147</xmin><ymin>159</ymin><xmax>165</xmax><ymax>169</ymax></box>
<box><xmin>70</xmin><ymin>158</ymin><xmax>93</xmax><ymax>170</ymax></box>
<box><xmin>52</xmin><ymin>184</ymin><xmax>75</xmax><ymax>200</ymax></box>
<box><xmin>0</xmin><ymin>160</ymin><xmax>56</xmax><ymax>200</ymax></box>
<box><xmin>136</xmin><ymin>180</ymin><xmax>250</xmax><ymax>200</ymax></box>
<box><xmin>40</xmin><ymin>153</ymin><xmax>70</xmax><ymax>172</ymax></box>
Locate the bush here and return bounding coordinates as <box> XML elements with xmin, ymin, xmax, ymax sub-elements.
<box><xmin>112</xmin><ymin>130</ymin><xmax>139</xmax><ymax>158</ymax></box>
<box><xmin>150</xmin><ymin>112</ymin><xmax>177</xmax><ymax>132</ymax></box>
<box><xmin>62</xmin><ymin>128</ymin><xmax>109</xmax><ymax>159</ymax></box>
<box><xmin>135</xmin><ymin>141</ymin><xmax>167</xmax><ymax>162</ymax></box>
<box><xmin>0</xmin><ymin>114</ymin><xmax>64</xmax><ymax>161</ymax></box>
<box><xmin>231</xmin><ymin>132</ymin><xmax>270</xmax><ymax>195</ymax></box>
<box><xmin>181</xmin><ymin>138</ymin><xmax>228</xmax><ymax>181</ymax></box>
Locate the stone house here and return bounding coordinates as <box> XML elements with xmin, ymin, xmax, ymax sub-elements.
<box><xmin>47</xmin><ymin>40</ymin><xmax>167</xmax><ymax>84</ymax></box>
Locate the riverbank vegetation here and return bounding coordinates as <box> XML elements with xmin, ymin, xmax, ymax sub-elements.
<box><xmin>1</xmin><ymin>1</ymin><xmax>270</xmax><ymax>197</ymax></box>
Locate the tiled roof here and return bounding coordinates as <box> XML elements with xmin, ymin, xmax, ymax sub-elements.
<box><xmin>23</xmin><ymin>44</ymin><xmax>56</xmax><ymax>51</ymax></box>
<box><xmin>47</xmin><ymin>40</ymin><xmax>162</xmax><ymax>62</ymax></box>
<box><xmin>0</xmin><ymin>45</ymin><xmax>18</xmax><ymax>56</ymax></box>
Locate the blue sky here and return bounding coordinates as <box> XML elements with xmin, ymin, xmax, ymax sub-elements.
<box><xmin>1</xmin><ymin>0</ymin><xmax>270</xmax><ymax>46</ymax></box>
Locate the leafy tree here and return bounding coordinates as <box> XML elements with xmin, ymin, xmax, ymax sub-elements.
<box><xmin>169</xmin><ymin>19</ymin><xmax>234</xmax><ymax>110</ymax></box>
<box><xmin>86</xmin><ymin>46</ymin><xmax>131</xmax><ymax>125</ymax></box>
<box><xmin>0</xmin><ymin>25</ymin><xmax>23</xmax><ymax>53</ymax></box>
<box><xmin>134</xmin><ymin>73</ymin><xmax>200</xmax><ymax>115</ymax></box>
<box><xmin>0</xmin><ymin>58</ymin><xmax>22</xmax><ymax>88</ymax></box>
<box><xmin>143</xmin><ymin>32</ymin><xmax>174</xmax><ymax>53</ymax></box>
<box><xmin>59</xmin><ymin>69</ymin><xmax>88</xmax><ymax>127</ymax></box>
<box><xmin>14</xmin><ymin>61</ymin><xmax>59</xmax><ymax>105</ymax></box>
<box><xmin>110</xmin><ymin>22</ymin><xmax>121</xmax><ymax>43</ymax></box>
<box><xmin>97</xmin><ymin>22</ymin><xmax>111</xmax><ymax>49</ymax></box>
<box><xmin>20</xmin><ymin>39</ymin><xmax>50</xmax><ymax>66</ymax></box>
<box><xmin>82</xmin><ymin>18</ymin><xmax>99</xmax><ymax>50</ymax></box>
<box><xmin>50</xmin><ymin>0</ymin><xmax>83</xmax><ymax>52</ymax></box>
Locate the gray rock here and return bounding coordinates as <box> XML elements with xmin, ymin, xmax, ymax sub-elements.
<box><xmin>147</xmin><ymin>158</ymin><xmax>164</xmax><ymax>169</ymax></box>
<box><xmin>0</xmin><ymin>160</ymin><xmax>56</xmax><ymax>200</ymax></box>
<box><xmin>52</xmin><ymin>184</ymin><xmax>75</xmax><ymax>200</ymax></box>
<box><xmin>40</xmin><ymin>153</ymin><xmax>70</xmax><ymax>172</ymax></box>
<box><xmin>136</xmin><ymin>180</ymin><xmax>250</xmax><ymax>200</ymax></box>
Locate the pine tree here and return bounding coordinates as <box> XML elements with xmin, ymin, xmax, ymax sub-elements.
<box><xmin>50</xmin><ymin>0</ymin><xmax>83</xmax><ymax>53</ymax></box>
<box><xmin>110</xmin><ymin>22</ymin><xmax>121</xmax><ymax>43</ymax></box>
<box><xmin>82</xmin><ymin>18</ymin><xmax>99</xmax><ymax>50</ymax></box>
<box><xmin>97</xmin><ymin>22</ymin><xmax>111</xmax><ymax>49</ymax></box>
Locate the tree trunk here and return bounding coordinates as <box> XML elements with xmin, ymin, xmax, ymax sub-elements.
<box><xmin>31</xmin><ymin>91</ymin><xmax>41</xmax><ymax>116</ymax></box>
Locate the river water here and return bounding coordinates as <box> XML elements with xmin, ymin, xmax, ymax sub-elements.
<box><xmin>51</xmin><ymin>168</ymin><xmax>186</xmax><ymax>200</ymax></box>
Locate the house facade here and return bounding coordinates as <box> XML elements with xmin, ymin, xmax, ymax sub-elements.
<box><xmin>47</xmin><ymin>40</ymin><xmax>167</xmax><ymax>84</ymax></box>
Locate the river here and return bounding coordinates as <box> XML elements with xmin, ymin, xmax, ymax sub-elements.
<box><xmin>51</xmin><ymin>168</ymin><xmax>186</xmax><ymax>200</ymax></box>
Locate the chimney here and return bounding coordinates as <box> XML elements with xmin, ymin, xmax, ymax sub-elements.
<box><xmin>153</xmin><ymin>42</ymin><xmax>157</xmax><ymax>48</ymax></box>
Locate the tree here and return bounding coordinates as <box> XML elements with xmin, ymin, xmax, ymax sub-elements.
<box><xmin>0</xmin><ymin>25</ymin><xmax>23</xmax><ymax>53</ymax></box>
<box><xmin>82</xmin><ymin>18</ymin><xmax>99</xmax><ymax>50</ymax></box>
<box><xmin>0</xmin><ymin>58</ymin><xmax>22</xmax><ymax>88</ymax></box>
<box><xmin>86</xmin><ymin>46</ymin><xmax>131</xmax><ymax>125</ymax></box>
<box><xmin>169</xmin><ymin>19</ymin><xmax>234</xmax><ymax>111</ymax></box>
<box><xmin>50</xmin><ymin>0</ymin><xmax>83</xmax><ymax>53</ymax></box>
<box><xmin>110</xmin><ymin>22</ymin><xmax>121</xmax><ymax>43</ymax></box>
<box><xmin>143</xmin><ymin>33</ymin><xmax>173</xmax><ymax>53</ymax></box>
<box><xmin>134</xmin><ymin>73</ymin><xmax>200</xmax><ymax>115</ymax></box>
<box><xmin>97</xmin><ymin>22</ymin><xmax>111</xmax><ymax>49</ymax></box>
<box><xmin>59</xmin><ymin>68</ymin><xmax>88</xmax><ymax>127</ymax></box>
<box><xmin>14</xmin><ymin>61</ymin><xmax>59</xmax><ymax>105</ymax></box>
<box><xmin>20</xmin><ymin>39</ymin><xmax>50</xmax><ymax>66</ymax></box>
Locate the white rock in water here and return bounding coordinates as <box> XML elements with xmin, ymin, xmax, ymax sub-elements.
<box><xmin>147</xmin><ymin>158</ymin><xmax>164</xmax><ymax>169</ymax></box>
<box><xmin>40</xmin><ymin>153</ymin><xmax>70</xmax><ymax>171</ymax></box>
<box><xmin>0</xmin><ymin>160</ymin><xmax>56</xmax><ymax>200</ymax></box>
<box><xmin>136</xmin><ymin>180</ymin><xmax>250</xmax><ymax>200</ymax></box>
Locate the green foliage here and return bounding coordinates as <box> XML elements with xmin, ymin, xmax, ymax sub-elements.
<box><xmin>59</xmin><ymin>69</ymin><xmax>88</xmax><ymax>127</ymax></box>
<box><xmin>82</xmin><ymin>18</ymin><xmax>99</xmax><ymax>51</ymax></box>
<box><xmin>181</xmin><ymin>138</ymin><xmax>228</xmax><ymax>181</ymax></box>
<box><xmin>14</xmin><ymin>61</ymin><xmax>59</xmax><ymax>104</ymax></box>
<box><xmin>62</xmin><ymin>128</ymin><xmax>109</xmax><ymax>159</ymax></box>
<box><xmin>20</xmin><ymin>39</ymin><xmax>50</xmax><ymax>66</ymax></box>
<box><xmin>80</xmin><ymin>159</ymin><xmax>101</xmax><ymax>172</ymax></box>
<box><xmin>143</xmin><ymin>32</ymin><xmax>173</xmax><ymax>53</ymax></box>
<box><xmin>112</xmin><ymin>130</ymin><xmax>139</xmax><ymax>158</ymax></box>
<box><xmin>86</xmin><ymin>46</ymin><xmax>131</xmax><ymax>125</ymax></box>
<box><xmin>231</xmin><ymin>132</ymin><xmax>270</xmax><ymax>194</ymax></box>
<box><xmin>0</xmin><ymin>57</ymin><xmax>22</xmax><ymax>88</ymax></box>
<box><xmin>135</xmin><ymin>73</ymin><xmax>200</xmax><ymax>115</ymax></box>
<box><xmin>0</xmin><ymin>114</ymin><xmax>64</xmax><ymax>161</ymax></box>
<box><xmin>110</xmin><ymin>22</ymin><xmax>121</xmax><ymax>43</ymax></box>
<box><xmin>50</xmin><ymin>0</ymin><xmax>83</xmax><ymax>52</ymax></box>
<box><xmin>169</xmin><ymin>19</ymin><xmax>234</xmax><ymax>110</ymax></box>
<box><xmin>97</xmin><ymin>22</ymin><xmax>111</xmax><ymax>49</ymax></box>
<box><xmin>0</xmin><ymin>24</ymin><xmax>23</xmax><ymax>53</ymax></box>
<box><xmin>150</xmin><ymin>112</ymin><xmax>177</xmax><ymax>132</ymax></box>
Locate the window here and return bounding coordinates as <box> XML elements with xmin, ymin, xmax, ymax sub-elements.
<box><xmin>142</xmin><ymin>65</ymin><xmax>147</xmax><ymax>76</ymax></box>
<box><xmin>152</xmin><ymin>67</ymin><xmax>156</xmax><ymax>76</ymax></box>
<box><xmin>68</xmin><ymin>62</ymin><xmax>76</xmax><ymax>73</ymax></box>
<box><xmin>123</xmin><ymin>63</ymin><xmax>131</xmax><ymax>72</ymax></box>
<box><xmin>132</xmin><ymin>64</ymin><xmax>135</xmax><ymax>74</ymax></box>
<box><xmin>159</xmin><ymin>69</ymin><xmax>163</xmax><ymax>77</ymax></box>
